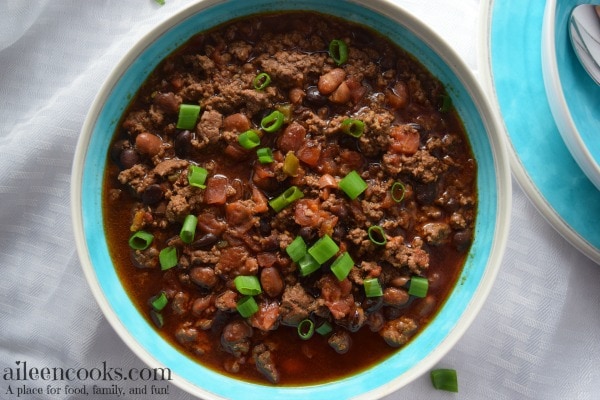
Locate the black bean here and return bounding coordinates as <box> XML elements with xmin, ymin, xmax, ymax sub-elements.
<box><xmin>191</xmin><ymin>233</ymin><xmax>219</xmax><ymax>249</ymax></box>
<box><xmin>415</xmin><ymin>182</ymin><xmax>437</xmax><ymax>205</ymax></box>
<box><xmin>258</xmin><ymin>218</ymin><xmax>271</xmax><ymax>236</ymax></box>
<box><xmin>119</xmin><ymin>148</ymin><xmax>140</xmax><ymax>170</ymax></box>
<box><xmin>304</xmin><ymin>86</ymin><xmax>328</xmax><ymax>106</ymax></box>
<box><xmin>298</xmin><ymin>227</ymin><xmax>316</xmax><ymax>242</ymax></box>
<box><xmin>142</xmin><ymin>184</ymin><xmax>163</xmax><ymax>205</ymax></box>
<box><xmin>174</xmin><ymin>130</ymin><xmax>193</xmax><ymax>158</ymax></box>
<box><xmin>110</xmin><ymin>140</ymin><xmax>128</xmax><ymax>165</ymax></box>
<box><xmin>453</xmin><ymin>229</ymin><xmax>472</xmax><ymax>252</ymax></box>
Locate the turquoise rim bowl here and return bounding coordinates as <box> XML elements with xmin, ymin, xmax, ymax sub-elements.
<box><xmin>72</xmin><ymin>0</ymin><xmax>511</xmax><ymax>399</ymax></box>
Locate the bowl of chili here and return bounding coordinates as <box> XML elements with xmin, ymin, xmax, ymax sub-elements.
<box><xmin>71</xmin><ymin>0</ymin><xmax>511</xmax><ymax>399</ymax></box>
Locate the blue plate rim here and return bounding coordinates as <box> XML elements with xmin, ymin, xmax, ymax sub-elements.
<box><xmin>479</xmin><ymin>0</ymin><xmax>600</xmax><ymax>264</ymax></box>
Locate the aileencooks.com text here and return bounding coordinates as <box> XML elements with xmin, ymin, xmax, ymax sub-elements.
<box><xmin>2</xmin><ymin>361</ymin><xmax>172</xmax><ymax>383</ymax></box>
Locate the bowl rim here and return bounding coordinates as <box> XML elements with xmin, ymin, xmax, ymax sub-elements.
<box><xmin>71</xmin><ymin>0</ymin><xmax>511</xmax><ymax>398</ymax></box>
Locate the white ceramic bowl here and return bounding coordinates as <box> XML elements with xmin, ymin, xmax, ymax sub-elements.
<box><xmin>542</xmin><ymin>0</ymin><xmax>600</xmax><ymax>191</ymax></box>
<box><xmin>71</xmin><ymin>0</ymin><xmax>511</xmax><ymax>399</ymax></box>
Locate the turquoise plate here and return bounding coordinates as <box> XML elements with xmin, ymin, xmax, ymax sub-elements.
<box><xmin>481</xmin><ymin>0</ymin><xmax>600</xmax><ymax>263</ymax></box>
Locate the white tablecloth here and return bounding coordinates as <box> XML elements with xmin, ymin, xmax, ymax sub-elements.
<box><xmin>1</xmin><ymin>1</ymin><xmax>599</xmax><ymax>399</ymax></box>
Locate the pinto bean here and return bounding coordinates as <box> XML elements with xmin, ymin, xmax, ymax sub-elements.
<box><xmin>223</xmin><ymin>113</ymin><xmax>251</xmax><ymax>132</ymax></box>
<box><xmin>329</xmin><ymin>81</ymin><xmax>351</xmax><ymax>104</ymax></box>
<box><xmin>318</xmin><ymin>68</ymin><xmax>346</xmax><ymax>95</ymax></box>
<box><xmin>383</xmin><ymin>287</ymin><xmax>409</xmax><ymax>307</ymax></box>
<box><xmin>135</xmin><ymin>132</ymin><xmax>163</xmax><ymax>156</ymax></box>
<box><xmin>190</xmin><ymin>266</ymin><xmax>218</xmax><ymax>289</ymax></box>
<box><xmin>260</xmin><ymin>267</ymin><xmax>284</xmax><ymax>297</ymax></box>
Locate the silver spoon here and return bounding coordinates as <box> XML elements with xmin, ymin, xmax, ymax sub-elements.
<box><xmin>569</xmin><ymin>4</ymin><xmax>600</xmax><ymax>85</ymax></box>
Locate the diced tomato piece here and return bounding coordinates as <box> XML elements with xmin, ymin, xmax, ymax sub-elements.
<box><xmin>297</xmin><ymin>143</ymin><xmax>321</xmax><ymax>167</ymax></box>
<box><xmin>205</xmin><ymin>176</ymin><xmax>229</xmax><ymax>205</ymax></box>
<box><xmin>389</xmin><ymin>125</ymin><xmax>420</xmax><ymax>155</ymax></box>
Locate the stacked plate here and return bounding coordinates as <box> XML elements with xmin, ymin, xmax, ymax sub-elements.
<box><xmin>479</xmin><ymin>0</ymin><xmax>600</xmax><ymax>263</ymax></box>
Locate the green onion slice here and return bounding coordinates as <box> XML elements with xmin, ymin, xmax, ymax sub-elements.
<box><xmin>176</xmin><ymin>104</ymin><xmax>201</xmax><ymax>130</ymax></box>
<box><xmin>179</xmin><ymin>214</ymin><xmax>198</xmax><ymax>244</ymax></box>
<box><xmin>256</xmin><ymin>147</ymin><xmax>274</xmax><ymax>164</ymax></box>
<box><xmin>128</xmin><ymin>231</ymin><xmax>154</xmax><ymax>250</ymax></box>
<box><xmin>408</xmin><ymin>276</ymin><xmax>429</xmax><ymax>298</ymax></box>
<box><xmin>150</xmin><ymin>310</ymin><xmax>164</xmax><ymax>328</ymax></box>
<box><xmin>260</xmin><ymin>110</ymin><xmax>285</xmax><ymax>133</ymax></box>
<box><xmin>149</xmin><ymin>292</ymin><xmax>168</xmax><ymax>312</ymax></box>
<box><xmin>430</xmin><ymin>368</ymin><xmax>458</xmax><ymax>392</ymax></box>
<box><xmin>253</xmin><ymin>72</ymin><xmax>271</xmax><ymax>90</ymax></box>
<box><xmin>297</xmin><ymin>319</ymin><xmax>315</xmax><ymax>340</ymax></box>
<box><xmin>439</xmin><ymin>94</ymin><xmax>453</xmax><ymax>113</ymax></box>
<box><xmin>330</xmin><ymin>252</ymin><xmax>354</xmax><ymax>281</ymax></box>
<box><xmin>308</xmin><ymin>234</ymin><xmax>339</xmax><ymax>264</ymax></box>
<box><xmin>298</xmin><ymin>253</ymin><xmax>321</xmax><ymax>277</ymax></box>
<box><xmin>341</xmin><ymin>118</ymin><xmax>365</xmax><ymax>138</ymax></box>
<box><xmin>391</xmin><ymin>181</ymin><xmax>406</xmax><ymax>203</ymax></box>
<box><xmin>234</xmin><ymin>275</ymin><xmax>262</xmax><ymax>296</ymax></box>
<box><xmin>328</xmin><ymin>39</ymin><xmax>348</xmax><ymax>65</ymax></box>
<box><xmin>159</xmin><ymin>246</ymin><xmax>178</xmax><ymax>270</ymax></box>
<box><xmin>238</xmin><ymin>130</ymin><xmax>261</xmax><ymax>149</ymax></box>
<box><xmin>188</xmin><ymin>165</ymin><xmax>208</xmax><ymax>188</ymax></box>
<box><xmin>236</xmin><ymin>295</ymin><xmax>259</xmax><ymax>318</ymax></box>
<box><xmin>315</xmin><ymin>321</ymin><xmax>333</xmax><ymax>336</ymax></box>
<box><xmin>364</xmin><ymin>278</ymin><xmax>383</xmax><ymax>298</ymax></box>
<box><xmin>286</xmin><ymin>236</ymin><xmax>307</xmax><ymax>263</ymax></box>
<box><xmin>339</xmin><ymin>170</ymin><xmax>368</xmax><ymax>200</ymax></box>
<box><xmin>367</xmin><ymin>225</ymin><xmax>387</xmax><ymax>246</ymax></box>
<box><xmin>269</xmin><ymin>186</ymin><xmax>304</xmax><ymax>212</ymax></box>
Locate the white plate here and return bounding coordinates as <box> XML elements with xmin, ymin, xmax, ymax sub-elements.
<box><xmin>479</xmin><ymin>0</ymin><xmax>600</xmax><ymax>264</ymax></box>
<box><xmin>542</xmin><ymin>0</ymin><xmax>600</xmax><ymax>191</ymax></box>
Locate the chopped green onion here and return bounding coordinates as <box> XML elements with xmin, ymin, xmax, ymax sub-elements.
<box><xmin>315</xmin><ymin>321</ymin><xmax>333</xmax><ymax>336</ymax></box>
<box><xmin>339</xmin><ymin>170</ymin><xmax>368</xmax><ymax>200</ymax></box>
<box><xmin>179</xmin><ymin>214</ymin><xmax>198</xmax><ymax>244</ymax></box>
<box><xmin>297</xmin><ymin>319</ymin><xmax>315</xmax><ymax>340</ymax></box>
<box><xmin>253</xmin><ymin>72</ymin><xmax>271</xmax><ymax>90</ymax></box>
<box><xmin>238</xmin><ymin>130</ymin><xmax>261</xmax><ymax>149</ymax></box>
<box><xmin>367</xmin><ymin>225</ymin><xmax>387</xmax><ymax>246</ymax></box>
<box><xmin>188</xmin><ymin>165</ymin><xmax>208</xmax><ymax>188</ymax></box>
<box><xmin>154</xmin><ymin>0</ymin><xmax>165</xmax><ymax>5</ymax></box>
<box><xmin>282</xmin><ymin>151</ymin><xmax>300</xmax><ymax>176</ymax></box>
<box><xmin>308</xmin><ymin>234</ymin><xmax>339</xmax><ymax>264</ymax></box>
<box><xmin>391</xmin><ymin>181</ymin><xmax>406</xmax><ymax>203</ymax></box>
<box><xmin>260</xmin><ymin>110</ymin><xmax>285</xmax><ymax>133</ymax></box>
<box><xmin>269</xmin><ymin>186</ymin><xmax>304</xmax><ymax>212</ymax></box>
<box><xmin>330</xmin><ymin>252</ymin><xmax>354</xmax><ymax>281</ymax></box>
<box><xmin>341</xmin><ymin>118</ymin><xmax>365</xmax><ymax>138</ymax></box>
<box><xmin>176</xmin><ymin>104</ymin><xmax>201</xmax><ymax>130</ymax></box>
<box><xmin>149</xmin><ymin>292</ymin><xmax>168</xmax><ymax>312</ymax></box>
<box><xmin>364</xmin><ymin>278</ymin><xmax>383</xmax><ymax>297</ymax></box>
<box><xmin>298</xmin><ymin>253</ymin><xmax>321</xmax><ymax>277</ymax></box>
<box><xmin>256</xmin><ymin>147</ymin><xmax>274</xmax><ymax>164</ymax></box>
<box><xmin>150</xmin><ymin>310</ymin><xmax>164</xmax><ymax>328</ymax></box>
<box><xmin>159</xmin><ymin>246</ymin><xmax>178</xmax><ymax>270</ymax></box>
<box><xmin>128</xmin><ymin>231</ymin><xmax>154</xmax><ymax>250</ymax></box>
<box><xmin>328</xmin><ymin>39</ymin><xmax>348</xmax><ymax>65</ymax></box>
<box><xmin>286</xmin><ymin>236</ymin><xmax>307</xmax><ymax>263</ymax></box>
<box><xmin>439</xmin><ymin>94</ymin><xmax>453</xmax><ymax>113</ymax></box>
<box><xmin>408</xmin><ymin>276</ymin><xmax>429</xmax><ymax>298</ymax></box>
<box><xmin>430</xmin><ymin>368</ymin><xmax>458</xmax><ymax>392</ymax></box>
<box><xmin>234</xmin><ymin>275</ymin><xmax>262</xmax><ymax>296</ymax></box>
<box><xmin>236</xmin><ymin>295</ymin><xmax>259</xmax><ymax>318</ymax></box>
